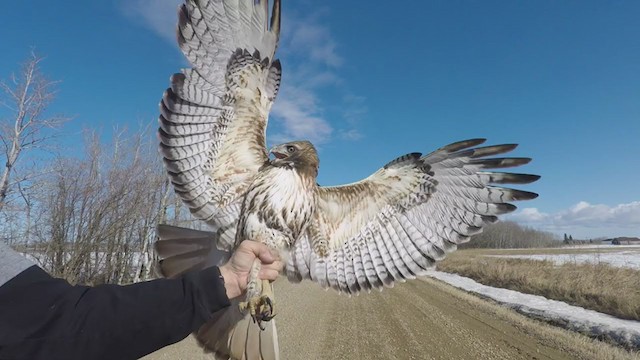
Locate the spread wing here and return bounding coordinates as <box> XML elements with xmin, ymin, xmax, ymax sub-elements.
<box><xmin>286</xmin><ymin>139</ymin><xmax>540</xmax><ymax>294</ymax></box>
<box><xmin>159</xmin><ymin>0</ymin><xmax>282</xmax><ymax>250</ymax></box>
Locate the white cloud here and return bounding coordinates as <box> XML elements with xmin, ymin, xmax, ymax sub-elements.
<box><xmin>287</xmin><ymin>19</ymin><xmax>343</xmax><ymax>67</ymax></box>
<box><xmin>119</xmin><ymin>2</ymin><xmax>365</xmax><ymax>145</ymax></box>
<box><xmin>507</xmin><ymin>201</ymin><xmax>640</xmax><ymax>238</ymax></box>
<box><xmin>556</xmin><ymin>201</ymin><xmax>640</xmax><ymax>227</ymax></box>
<box><xmin>508</xmin><ymin>207</ymin><xmax>549</xmax><ymax>223</ymax></box>
<box><xmin>269</xmin><ymin>11</ymin><xmax>345</xmax><ymax>144</ymax></box>
<box><xmin>269</xmin><ymin>85</ymin><xmax>332</xmax><ymax>143</ymax></box>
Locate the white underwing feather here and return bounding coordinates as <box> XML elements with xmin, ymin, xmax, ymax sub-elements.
<box><xmin>159</xmin><ymin>0</ymin><xmax>282</xmax><ymax>256</ymax></box>
<box><xmin>287</xmin><ymin>139</ymin><xmax>538</xmax><ymax>294</ymax></box>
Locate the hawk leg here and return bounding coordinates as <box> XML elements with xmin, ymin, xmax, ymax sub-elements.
<box><xmin>238</xmin><ymin>259</ymin><xmax>276</xmax><ymax>330</ymax></box>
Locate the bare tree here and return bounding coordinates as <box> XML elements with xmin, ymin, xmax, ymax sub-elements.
<box><xmin>0</xmin><ymin>54</ymin><xmax>203</xmax><ymax>285</ymax></box>
<box><xmin>0</xmin><ymin>51</ymin><xmax>69</xmax><ymax>213</ymax></box>
<box><xmin>23</xmin><ymin>127</ymin><xmax>188</xmax><ymax>284</ymax></box>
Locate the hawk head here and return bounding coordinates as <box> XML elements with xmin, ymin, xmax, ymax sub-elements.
<box><xmin>269</xmin><ymin>140</ymin><xmax>319</xmax><ymax>178</ymax></box>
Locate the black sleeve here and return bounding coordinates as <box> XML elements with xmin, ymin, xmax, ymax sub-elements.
<box><xmin>0</xmin><ymin>265</ymin><xmax>231</xmax><ymax>360</ymax></box>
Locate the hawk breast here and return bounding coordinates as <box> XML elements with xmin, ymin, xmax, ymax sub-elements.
<box><xmin>238</xmin><ymin>165</ymin><xmax>316</xmax><ymax>248</ymax></box>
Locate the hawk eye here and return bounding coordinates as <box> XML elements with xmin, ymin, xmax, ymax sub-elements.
<box><xmin>286</xmin><ymin>146</ymin><xmax>296</xmax><ymax>153</ymax></box>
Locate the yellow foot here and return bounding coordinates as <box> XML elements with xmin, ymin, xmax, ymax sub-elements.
<box><xmin>238</xmin><ymin>295</ymin><xmax>276</xmax><ymax>330</ymax></box>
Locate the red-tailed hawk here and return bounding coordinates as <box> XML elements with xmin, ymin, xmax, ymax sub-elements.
<box><xmin>155</xmin><ymin>1</ymin><xmax>540</xmax><ymax>359</ymax></box>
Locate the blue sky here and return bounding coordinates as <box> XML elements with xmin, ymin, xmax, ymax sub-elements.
<box><xmin>1</xmin><ymin>0</ymin><xmax>639</xmax><ymax>238</ymax></box>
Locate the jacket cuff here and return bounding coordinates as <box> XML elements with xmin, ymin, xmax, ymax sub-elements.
<box><xmin>185</xmin><ymin>266</ymin><xmax>231</xmax><ymax>322</ymax></box>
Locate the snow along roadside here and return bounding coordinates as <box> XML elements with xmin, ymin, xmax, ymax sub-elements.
<box><xmin>424</xmin><ymin>270</ymin><xmax>640</xmax><ymax>350</ymax></box>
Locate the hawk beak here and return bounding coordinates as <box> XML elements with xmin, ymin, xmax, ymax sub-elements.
<box><xmin>269</xmin><ymin>146</ymin><xmax>287</xmax><ymax>160</ymax></box>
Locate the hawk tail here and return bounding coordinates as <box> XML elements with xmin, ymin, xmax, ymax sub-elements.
<box><xmin>155</xmin><ymin>226</ymin><xmax>279</xmax><ymax>358</ymax></box>
<box><xmin>155</xmin><ymin>224</ymin><xmax>230</xmax><ymax>278</ymax></box>
<box><xmin>197</xmin><ymin>296</ymin><xmax>280</xmax><ymax>360</ymax></box>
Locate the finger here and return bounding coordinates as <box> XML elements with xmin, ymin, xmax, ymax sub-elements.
<box><xmin>269</xmin><ymin>248</ymin><xmax>281</xmax><ymax>260</ymax></box>
<box><xmin>262</xmin><ymin>260</ymin><xmax>284</xmax><ymax>273</ymax></box>
<box><xmin>256</xmin><ymin>245</ymin><xmax>277</xmax><ymax>264</ymax></box>
<box><xmin>259</xmin><ymin>268</ymin><xmax>280</xmax><ymax>281</ymax></box>
<box><xmin>241</xmin><ymin>240</ymin><xmax>275</xmax><ymax>263</ymax></box>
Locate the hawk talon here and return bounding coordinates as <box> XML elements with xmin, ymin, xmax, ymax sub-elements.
<box><xmin>239</xmin><ymin>295</ymin><xmax>276</xmax><ymax>331</ymax></box>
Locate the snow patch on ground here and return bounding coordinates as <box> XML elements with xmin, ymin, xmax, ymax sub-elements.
<box><xmin>563</xmin><ymin>244</ymin><xmax>640</xmax><ymax>249</ymax></box>
<box><xmin>487</xmin><ymin>250</ymin><xmax>640</xmax><ymax>270</ymax></box>
<box><xmin>425</xmin><ymin>270</ymin><xmax>640</xmax><ymax>350</ymax></box>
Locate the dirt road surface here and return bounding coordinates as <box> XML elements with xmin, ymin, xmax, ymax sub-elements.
<box><xmin>145</xmin><ymin>277</ymin><xmax>638</xmax><ymax>360</ymax></box>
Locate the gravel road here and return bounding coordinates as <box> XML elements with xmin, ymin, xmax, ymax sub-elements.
<box><xmin>145</xmin><ymin>277</ymin><xmax>637</xmax><ymax>360</ymax></box>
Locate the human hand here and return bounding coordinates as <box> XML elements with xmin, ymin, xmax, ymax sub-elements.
<box><xmin>219</xmin><ymin>241</ymin><xmax>283</xmax><ymax>299</ymax></box>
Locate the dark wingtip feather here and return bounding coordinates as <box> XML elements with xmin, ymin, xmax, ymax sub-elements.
<box><xmin>470</xmin><ymin>144</ymin><xmax>518</xmax><ymax>158</ymax></box>
<box><xmin>442</xmin><ymin>138</ymin><xmax>487</xmax><ymax>152</ymax></box>
<box><xmin>496</xmin><ymin>203</ymin><xmax>517</xmax><ymax>214</ymax></box>
<box><xmin>271</xmin><ymin>58</ymin><xmax>281</xmax><ymax>71</ymax></box>
<box><xmin>526</xmin><ymin>174</ymin><xmax>542</xmax><ymax>183</ymax></box>
<box><xmin>483</xmin><ymin>215</ymin><xmax>499</xmax><ymax>224</ymax></box>
<box><xmin>472</xmin><ymin>157</ymin><xmax>532</xmax><ymax>169</ymax></box>
<box><xmin>490</xmin><ymin>172</ymin><xmax>541</xmax><ymax>184</ymax></box>
<box><xmin>270</xmin><ymin>0</ymin><xmax>281</xmax><ymax>36</ymax></box>
<box><xmin>508</xmin><ymin>189</ymin><xmax>540</xmax><ymax>201</ymax></box>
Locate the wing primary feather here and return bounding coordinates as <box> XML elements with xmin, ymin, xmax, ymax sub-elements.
<box><xmin>468</xmin><ymin>144</ymin><xmax>518</xmax><ymax>158</ymax></box>
<box><xmin>355</xmin><ymin>237</ymin><xmax>380</xmax><ymax>290</ymax></box>
<box><xmin>436</xmin><ymin>184</ymin><xmax>539</xmax><ymax>203</ymax></box>
<box><xmin>372</xmin><ymin>220</ymin><xmax>405</xmax><ymax>281</ymax></box>
<box><xmin>470</xmin><ymin>157</ymin><xmax>532</xmax><ymax>169</ymax></box>
<box><xmin>313</xmin><ymin>256</ymin><xmax>329</xmax><ymax>289</ymax></box>
<box><xmin>395</xmin><ymin>213</ymin><xmax>439</xmax><ymax>266</ymax></box>
<box><xmin>270</xmin><ymin>0</ymin><xmax>281</xmax><ymax>37</ymax></box>
<box><xmin>382</xmin><ymin>218</ymin><xmax>418</xmax><ymax>279</ymax></box>
<box><xmin>379</xmin><ymin>212</ymin><xmax>418</xmax><ymax>278</ymax></box>
<box><xmin>450</xmin><ymin>144</ymin><xmax>518</xmax><ymax>160</ymax></box>
<box><xmin>437</xmin><ymin>172</ymin><xmax>540</xmax><ymax>187</ymax></box>
<box><xmin>388</xmin><ymin>216</ymin><xmax>432</xmax><ymax>273</ymax></box>
<box><xmin>363</xmin><ymin>227</ymin><xmax>392</xmax><ymax>288</ymax></box>
<box><xmin>325</xmin><ymin>253</ymin><xmax>339</xmax><ymax>291</ymax></box>
<box><xmin>286</xmin><ymin>245</ymin><xmax>304</xmax><ymax>282</ymax></box>
<box><xmin>403</xmin><ymin>207</ymin><xmax>450</xmax><ymax>258</ymax></box>
<box><xmin>441</xmin><ymin>138</ymin><xmax>487</xmax><ymax>152</ymax></box>
<box><xmin>483</xmin><ymin>172</ymin><xmax>541</xmax><ymax>184</ymax></box>
<box><xmin>297</xmin><ymin>237</ymin><xmax>312</xmax><ymax>280</ymax></box>
<box><xmin>346</xmin><ymin>239</ymin><xmax>365</xmax><ymax>293</ymax></box>
<box><xmin>334</xmin><ymin>248</ymin><xmax>348</xmax><ymax>295</ymax></box>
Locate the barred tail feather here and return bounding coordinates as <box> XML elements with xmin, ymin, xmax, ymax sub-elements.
<box><xmin>155</xmin><ymin>224</ymin><xmax>230</xmax><ymax>278</ymax></box>
<box><xmin>197</xmin><ymin>298</ymin><xmax>279</xmax><ymax>360</ymax></box>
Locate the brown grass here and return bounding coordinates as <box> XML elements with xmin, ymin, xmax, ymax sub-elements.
<box><xmin>423</xmin><ymin>277</ymin><xmax>640</xmax><ymax>360</ymax></box>
<box><xmin>437</xmin><ymin>251</ymin><xmax>640</xmax><ymax>321</ymax></box>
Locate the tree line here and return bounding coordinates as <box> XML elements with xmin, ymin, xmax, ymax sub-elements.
<box><xmin>0</xmin><ymin>53</ymin><xmax>201</xmax><ymax>285</ymax></box>
<box><xmin>460</xmin><ymin>221</ymin><xmax>559</xmax><ymax>249</ymax></box>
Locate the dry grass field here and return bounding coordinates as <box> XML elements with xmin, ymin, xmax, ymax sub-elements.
<box><xmin>437</xmin><ymin>248</ymin><xmax>640</xmax><ymax>321</ymax></box>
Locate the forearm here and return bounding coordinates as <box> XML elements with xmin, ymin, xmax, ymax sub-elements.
<box><xmin>0</xmin><ymin>265</ymin><xmax>231</xmax><ymax>360</ymax></box>
<box><xmin>72</xmin><ymin>266</ymin><xmax>231</xmax><ymax>359</ymax></box>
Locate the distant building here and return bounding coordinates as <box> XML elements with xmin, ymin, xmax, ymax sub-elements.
<box><xmin>608</xmin><ymin>237</ymin><xmax>640</xmax><ymax>245</ymax></box>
